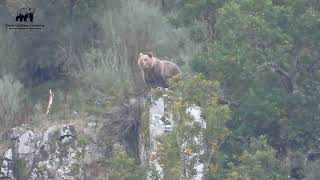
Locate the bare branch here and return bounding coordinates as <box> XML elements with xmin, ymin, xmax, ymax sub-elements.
<box><xmin>257</xmin><ymin>62</ymin><xmax>294</xmax><ymax>92</ymax></box>
<box><xmin>46</xmin><ymin>89</ymin><xmax>54</xmax><ymax>115</ymax></box>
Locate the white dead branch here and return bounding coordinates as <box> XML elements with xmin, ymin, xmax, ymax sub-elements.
<box><xmin>46</xmin><ymin>89</ymin><xmax>54</xmax><ymax>115</ymax></box>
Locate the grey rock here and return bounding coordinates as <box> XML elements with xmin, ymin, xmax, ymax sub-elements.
<box><xmin>87</xmin><ymin>122</ymin><xmax>97</xmax><ymax>128</ymax></box>
<box><xmin>60</xmin><ymin>125</ymin><xmax>76</xmax><ymax>144</ymax></box>
<box><xmin>0</xmin><ymin>149</ymin><xmax>13</xmax><ymax>179</ymax></box>
<box><xmin>0</xmin><ymin>158</ymin><xmax>13</xmax><ymax>178</ymax></box>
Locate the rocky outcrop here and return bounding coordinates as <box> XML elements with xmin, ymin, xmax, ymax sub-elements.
<box><xmin>0</xmin><ymin>121</ymin><xmax>115</xmax><ymax>180</ymax></box>
<box><xmin>144</xmin><ymin>93</ymin><xmax>205</xmax><ymax>180</ymax></box>
<box><xmin>0</xmin><ymin>149</ymin><xmax>13</xmax><ymax>178</ymax></box>
<box><xmin>0</xmin><ymin>124</ymin><xmax>96</xmax><ymax>179</ymax></box>
<box><xmin>0</xmin><ymin>94</ymin><xmax>145</xmax><ymax>180</ymax></box>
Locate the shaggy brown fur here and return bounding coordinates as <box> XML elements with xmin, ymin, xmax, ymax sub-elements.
<box><xmin>138</xmin><ymin>52</ymin><xmax>181</xmax><ymax>88</ymax></box>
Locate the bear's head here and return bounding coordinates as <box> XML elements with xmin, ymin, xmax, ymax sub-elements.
<box><xmin>138</xmin><ymin>52</ymin><xmax>155</xmax><ymax>70</ymax></box>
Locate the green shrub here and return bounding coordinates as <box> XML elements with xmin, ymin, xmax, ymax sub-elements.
<box><xmin>227</xmin><ymin>136</ymin><xmax>288</xmax><ymax>180</ymax></box>
<box><xmin>106</xmin><ymin>144</ymin><xmax>141</xmax><ymax>180</ymax></box>
<box><xmin>78</xmin><ymin>133</ymin><xmax>89</xmax><ymax>147</ymax></box>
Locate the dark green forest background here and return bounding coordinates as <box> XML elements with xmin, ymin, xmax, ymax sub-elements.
<box><xmin>0</xmin><ymin>0</ymin><xmax>320</xmax><ymax>179</ymax></box>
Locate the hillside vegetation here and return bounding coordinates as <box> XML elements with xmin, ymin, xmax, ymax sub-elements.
<box><xmin>0</xmin><ymin>0</ymin><xmax>320</xmax><ymax>179</ymax></box>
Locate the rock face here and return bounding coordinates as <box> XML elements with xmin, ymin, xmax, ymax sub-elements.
<box><xmin>186</xmin><ymin>106</ymin><xmax>205</xmax><ymax>180</ymax></box>
<box><xmin>148</xmin><ymin>97</ymin><xmax>167</xmax><ymax>178</ymax></box>
<box><xmin>146</xmin><ymin>93</ymin><xmax>205</xmax><ymax>180</ymax></box>
<box><xmin>0</xmin><ymin>123</ymin><xmax>104</xmax><ymax>180</ymax></box>
<box><xmin>0</xmin><ymin>95</ymin><xmax>144</xmax><ymax>180</ymax></box>
<box><xmin>0</xmin><ymin>149</ymin><xmax>13</xmax><ymax>178</ymax></box>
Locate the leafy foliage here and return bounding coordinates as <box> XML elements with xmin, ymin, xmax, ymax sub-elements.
<box><xmin>106</xmin><ymin>144</ymin><xmax>140</xmax><ymax>180</ymax></box>
<box><xmin>189</xmin><ymin>0</ymin><xmax>320</xmax><ymax>153</ymax></box>
<box><xmin>0</xmin><ymin>0</ymin><xmax>319</xmax><ymax>179</ymax></box>
<box><xmin>158</xmin><ymin>75</ymin><xmax>289</xmax><ymax>179</ymax></box>
<box><xmin>227</xmin><ymin>136</ymin><xmax>288</xmax><ymax>180</ymax></box>
<box><xmin>155</xmin><ymin>75</ymin><xmax>230</xmax><ymax>179</ymax></box>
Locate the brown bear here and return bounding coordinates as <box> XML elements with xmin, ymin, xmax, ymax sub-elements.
<box><xmin>138</xmin><ymin>52</ymin><xmax>181</xmax><ymax>88</ymax></box>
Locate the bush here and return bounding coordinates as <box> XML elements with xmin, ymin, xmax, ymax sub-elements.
<box><xmin>0</xmin><ymin>75</ymin><xmax>25</xmax><ymax>130</ymax></box>
<box><xmin>106</xmin><ymin>144</ymin><xmax>140</xmax><ymax>180</ymax></box>
<box><xmin>227</xmin><ymin>136</ymin><xmax>288</xmax><ymax>179</ymax></box>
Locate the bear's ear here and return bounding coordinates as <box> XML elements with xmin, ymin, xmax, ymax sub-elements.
<box><xmin>147</xmin><ymin>52</ymin><xmax>153</xmax><ymax>58</ymax></box>
<box><xmin>139</xmin><ymin>53</ymin><xmax>143</xmax><ymax>57</ymax></box>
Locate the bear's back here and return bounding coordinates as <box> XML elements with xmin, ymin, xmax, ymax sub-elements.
<box><xmin>161</xmin><ymin>61</ymin><xmax>181</xmax><ymax>79</ymax></box>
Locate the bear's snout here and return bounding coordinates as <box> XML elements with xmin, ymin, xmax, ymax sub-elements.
<box><xmin>141</xmin><ymin>61</ymin><xmax>149</xmax><ymax>69</ymax></box>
